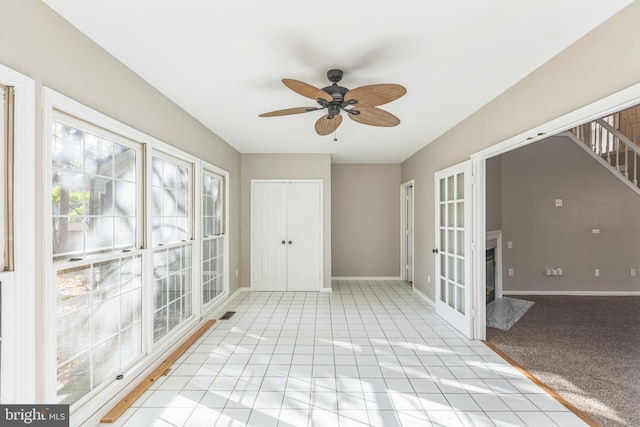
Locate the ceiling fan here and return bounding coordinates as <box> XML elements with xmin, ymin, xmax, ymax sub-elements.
<box><xmin>259</xmin><ymin>69</ymin><xmax>406</xmax><ymax>136</ymax></box>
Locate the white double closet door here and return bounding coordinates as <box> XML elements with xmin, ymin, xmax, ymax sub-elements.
<box><xmin>251</xmin><ymin>181</ymin><xmax>322</xmax><ymax>291</ymax></box>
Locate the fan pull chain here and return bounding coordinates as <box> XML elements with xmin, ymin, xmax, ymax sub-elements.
<box><xmin>333</xmin><ymin>130</ymin><xmax>338</xmax><ymax>142</ymax></box>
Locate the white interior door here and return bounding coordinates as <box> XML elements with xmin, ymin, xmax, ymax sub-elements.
<box><xmin>251</xmin><ymin>182</ymin><xmax>287</xmax><ymax>291</ymax></box>
<box><xmin>435</xmin><ymin>161</ymin><xmax>472</xmax><ymax>338</ymax></box>
<box><xmin>401</xmin><ymin>182</ymin><xmax>414</xmax><ymax>283</ymax></box>
<box><xmin>251</xmin><ymin>181</ymin><xmax>321</xmax><ymax>291</ymax></box>
<box><xmin>406</xmin><ymin>185</ymin><xmax>414</xmax><ymax>283</ymax></box>
<box><xmin>286</xmin><ymin>182</ymin><xmax>321</xmax><ymax>291</ymax></box>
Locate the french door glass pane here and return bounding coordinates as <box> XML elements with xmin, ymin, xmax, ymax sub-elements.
<box><xmin>438</xmin><ymin>170</ymin><xmax>467</xmax><ymax>315</ymax></box>
<box><xmin>456</xmin><ymin>173</ymin><xmax>464</xmax><ymax>199</ymax></box>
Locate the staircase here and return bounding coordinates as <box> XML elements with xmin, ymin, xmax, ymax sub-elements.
<box><xmin>566</xmin><ymin>105</ymin><xmax>640</xmax><ymax>195</ymax></box>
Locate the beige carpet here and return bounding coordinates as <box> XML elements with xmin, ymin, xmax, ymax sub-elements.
<box><xmin>487</xmin><ymin>296</ymin><xmax>640</xmax><ymax>427</ymax></box>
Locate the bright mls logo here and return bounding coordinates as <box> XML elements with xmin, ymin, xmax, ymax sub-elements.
<box><xmin>1</xmin><ymin>405</ymin><xmax>69</xmax><ymax>426</ymax></box>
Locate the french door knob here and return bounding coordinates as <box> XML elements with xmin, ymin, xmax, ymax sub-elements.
<box><xmin>433</xmin><ymin>248</ymin><xmax>439</xmax><ymax>254</ymax></box>
<box><xmin>281</xmin><ymin>240</ymin><xmax>286</xmax><ymax>245</ymax></box>
<box><xmin>288</xmin><ymin>241</ymin><xmax>292</xmax><ymax>245</ymax></box>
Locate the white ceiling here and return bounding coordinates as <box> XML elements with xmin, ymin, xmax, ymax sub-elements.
<box><xmin>42</xmin><ymin>0</ymin><xmax>632</xmax><ymax>163</ymax></box>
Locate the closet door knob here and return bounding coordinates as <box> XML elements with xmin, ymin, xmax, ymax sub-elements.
<box><xmin>288</xmin><ymin>241</ymin><xmax>293</xmax><ymax>245</ymax></box>
<box><xmin>281</xmin><ymin>240</ymin><xmax>286</xmax><ymax>245</ymax></box>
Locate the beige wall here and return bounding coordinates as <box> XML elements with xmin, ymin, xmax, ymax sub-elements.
<box><xmin>401</xmin><ymin>1</ymin><xmax>640</xmax><ymax>300</ymax></box>
<box><xmin>331</xmin><ymin>164</ymin><xmax>401</xmax><ymax>277</ymax></box>
<box><xmin>1</xmin><ymin>0</ymin><xmax>242</xmax><ymax>404</ymax></box>
<box><xmin>500</xmin><ymin>135</ymin><xmax>640</xmax><ymax>292</ymax></box>
<box><xmin>0</xmin><ymin>1</ymin><xmax>242</xmax><ymax>297</ymax></box>
<box><xmin>240</xmin><ymin>154</ymin><xmax>332</xmax><ymax>288</ymax></box>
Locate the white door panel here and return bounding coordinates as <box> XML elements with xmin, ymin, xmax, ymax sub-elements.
<box><xmin>251</xmin><ymin>181</ymin><xmax>321</xmax><ymax>291</ymax></box>
<box><xmin>286</xmin><ymin>183</ymin><xmax>320</xmax><ymax>291</ymax></box>
<box><xmin>435</xmin><ymin>161</ymin><xmax>472</xmax><ymax>338</ymax></box>
<box><xmin>251</xmin><ymin>183</ymin><xmax>287</xmax><ymax>290</ymax></box>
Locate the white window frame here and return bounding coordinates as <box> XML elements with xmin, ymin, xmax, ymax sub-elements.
<box><xmin>51</xmin><ymin>112</ymin><xmax>145</xmax><ymax>257</ymax></box>
<box><xmin>200</xmin><ymin>161</ymin><xmax>229</xmax><ymax>313</ymax></box>
<box><xmin>42</xmin><ymin>88</ymin><xmax>211</xmax><ymax>423</ymax></box>
<box><xmin>49</xmin><ymin>110</ymin><xmax>146</xmax><ymax>407</ymax></box>
<box><xmin>0</xmin><ymin>64</ymin><xmax>35</xmax><ymax>404</ymax></box>
<box><xmin>148</xmin><ymin>149</ymin><xmax>196</xmax><ymax>347</ymax></box>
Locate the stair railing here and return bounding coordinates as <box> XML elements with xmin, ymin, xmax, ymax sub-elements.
<box><xmin>570</xmin><ymin>117</ymin><xmax>640</xmax><ymax>187</ymax></box>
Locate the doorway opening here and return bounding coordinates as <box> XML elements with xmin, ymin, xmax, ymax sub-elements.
<box><xmin>471</xmin><ymin>81</ymin><xmax>640</xmax><ymax>339</ymax></box>
<box><xmin>470</xmin><ymin>85</ymin><xmax>640</xmax><ymax>427</ymax></box>
<box><xmin>400</xmin><ymin>180</ymin><xmax>414</xmax><ymax>286</ymax></box>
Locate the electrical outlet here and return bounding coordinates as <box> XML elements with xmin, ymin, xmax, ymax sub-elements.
<box><xmin>555</xmin><ymin>199</ymin><xmax>563</xmax><ymax>207</ymax></box>
<box><xmin>427</xmin><ymin>274</ymin><xmax>431</xmax><ymax>284</ymax></box>
<box><xmin>595</xmin><ymin>268</ymin><xmax>600</xmax><ymax>277</ymax></box>
<box><xmin>508</xmin><ymin>268</ymin><xmax>514</xmax><ymax>277</ymax></box>
<box><xmin>235</xmin><ymin>270</ymin><xmax>238</xmax><ymax>278</ymax></box>
<box><xmin>507</xmin><ymin>241</ymin><xmax>513</xmax><ymax>249</ymax></box>
<box><xmin>631</xmin><ymin>269</ymin><xmax>636</xmax><ymax>277</ymax></box>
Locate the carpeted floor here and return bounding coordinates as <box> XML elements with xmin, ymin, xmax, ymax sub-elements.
<box><xmin>487</xmin><ymin>296</ymin><xmax>640</xmax><ymax>427</ymax></box>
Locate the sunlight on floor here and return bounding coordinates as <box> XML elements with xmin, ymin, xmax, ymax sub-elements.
<box><xmin>102</xmin><ymin>281</ymin><xmax>590</xmax><ymax>427</ymax></box>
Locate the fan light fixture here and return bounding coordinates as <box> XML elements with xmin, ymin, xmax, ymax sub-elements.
<box><xmin>259</xmin><ymin>69</ymin><xmax>406</xmax><ymax>136</ymax></box>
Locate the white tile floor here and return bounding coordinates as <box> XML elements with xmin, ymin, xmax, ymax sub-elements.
<box><xmin>100</xmin><ymin>281</ymin><xmax>589</xmax><ymax>427</ymax></box>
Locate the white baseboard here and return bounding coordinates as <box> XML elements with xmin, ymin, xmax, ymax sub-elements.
<box><xmin>320</xmin><ymin>287</ymin><xmax>333</xmax><ymax>293</ymax></box>
<box><xmin>413</xmin><ymin>287</ymin><xmax>436</xmax><ymax>307</ymax></box>
<box><xmin>331</xmin><ymin>276</ymin><xmax>402</xmax><ymax>281</ymax></box>
<box><xmin>504</xmin><ymin>290</ymin><xmax>640</xmax><ymax>296</ymax></box>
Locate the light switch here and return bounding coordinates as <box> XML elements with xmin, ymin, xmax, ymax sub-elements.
<box><xmin>555</xmin><ymin>199</ymin><xmax>563</xmax><ymax>207</ymax></box>
<box><xmin>595</xmin><ymin>268</ymin><xmax>600</xmax><ymax>277</ymax></box>
<box><xmin>508</xmin><ymin>268</ymin><xmax>514</xmax><ymax>277</ymax></box>
<box><xmin>507</xmin><ymin>241</ymin><xmax>513</xmax><ymax>249</ymax></box>
<box><xmin>592</xmin><ymin>229</ymin><xmax>600</xmax><ymax>234</ymax></box>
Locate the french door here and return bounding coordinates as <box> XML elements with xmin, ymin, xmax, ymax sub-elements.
<box><xmin>251</xmin><ymin>181</ymin><xmax>321</xmax><ymax>291</ymax></box>
<box><xmin>435</xmin><ymin>161</ymin><xmax>472</xmax><ymax>338</ymax></box>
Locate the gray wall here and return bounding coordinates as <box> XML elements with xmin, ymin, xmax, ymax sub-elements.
<box><xmin>486</xmin><ymin>156</ymin><xmax>502</xmax><ymax>232</ymax></box>
<box><xmin>240</xmin><ymin>153</ymin><xmax>332</xmax><ymax>289</ymax></box>
<box><xmin>401</xmin><ymin>1</ymin><xmax>640</xmax><ymax>300</ymax></box>
<box><xmin>501</xmin><ymin>135</ymin><xmax>640</xmax><ymax>292</ymax></box>
<box><xmin>331</xmin><ymin>164</ymin><xmax>401</xmax><ymax>277</ymax></box>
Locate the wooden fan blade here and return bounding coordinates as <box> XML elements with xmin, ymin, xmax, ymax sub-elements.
<box><xmin>345</xmin><ymin>84</ymin><xmax>406</xmax><ymax>107</ymax></box>
<box><xmin>315</xmin><ymin>114</ymin><xmax>343</xmax><ymax>136</ymax></box>
<box><xmin>348</xmin><ymin>107</ymin><xmax>400</xmax><ymax>127</ymax></box>
<box><xmin>282</xmin><ymin>79</ymin><xmax>333</xmax><ymax>102</ymax></box>
<box><xmin>259</xmin><ymin>107</ymin><xmax>320</xmax><ymax>117</ymax></box>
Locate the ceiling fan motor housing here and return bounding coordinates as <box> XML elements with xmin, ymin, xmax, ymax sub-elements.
<box><xmin>321</xmin><ymin>84</ymin><xmax>349</xmax><ymax>103</ymax></box>
<box><xmin>327</xmin><ymin>69</ymin><xmax>343</xmax><ymax>83</ymax></box>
